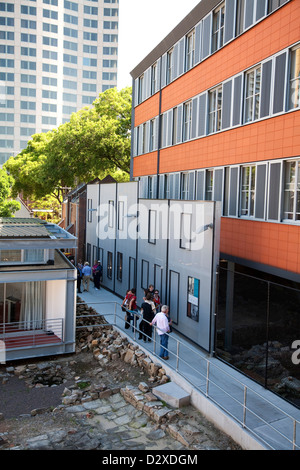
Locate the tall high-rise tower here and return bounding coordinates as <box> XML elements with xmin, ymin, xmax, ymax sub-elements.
<box><xmin>0</xmin><ymin>0</ymin><xmax>119</xmax><ymax>165</ymax></box>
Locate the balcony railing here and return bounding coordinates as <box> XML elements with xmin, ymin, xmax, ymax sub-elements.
<box><xmin>0</xmin><ymin>318</ymin><xmax>64</xmax><ymax>350</ymax></box>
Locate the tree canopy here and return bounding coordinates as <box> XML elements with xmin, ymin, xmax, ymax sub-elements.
<box><xmin>5</xmin><ymin>87</ymin><xmax>132</xmax><ymax>204</ymax></box>
<box><xmin>0</xmin><ymin>168</ymin><xmax>20</xmax><ymax>217</ymax></box>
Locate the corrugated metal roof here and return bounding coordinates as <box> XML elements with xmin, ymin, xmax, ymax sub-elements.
<box><xmin>0</xmin><ymin>218</ymin><xmax>74</xmax><ymax>240</ymax></box>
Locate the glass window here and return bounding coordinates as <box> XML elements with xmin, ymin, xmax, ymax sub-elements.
<box><xmin>167</xmin><ymin>48</ymin><xmax>173</xmax><ymax>84</ymax></box>
<box><xmin>240</xmin><ymin>165</ymin><xmax>256</xmax><ymax>216</ymax></box>
<box><xmin>212</xmin><ymin>3</ymin><xmax>225</xmax><ymax>53</ymax></box>
<box><xmin>116</xmin><ymin>252</ymin><xmax>123</xmax><ymax>281</ymax></box>
<box><xmin>289</xmin><ymin>46</ymin><xmax>300</xmax><ymax>110</ymax></box>
<box><xmin>186</xmin><ymin>29</ymin><xmax>195</xmax><ymax>71</ymax></box>
<box><xmin>283</xmin><ymin>160</ymin><xmax>300</xmax><ymax>221</ymax></box>
<box><xmin>205</xmin><ymin>170</ymin><xmax>214</xmax><ymax>200</ymax></box>
<box><xmin>107</xmin><ymin>252</ymin><xmax>113</xmax><ymax>279</ymax></box>
<box><xmin>245</xmin><ymin>66</ymin><xmax>261</xmax><ymax>123</ymax></box>
<box><xmin>209</xmin><ymin>86</ymin><xmax>222</xmax><ymax>133</ymax></box>
<box><xmin>183</xmin><ymin>101</ymin><xmax>192</xmax><ymax>141</ymax></box>
<box><xmin>268</xmin><ymin>0</ymin><xmax>288</xmax><ymax>14</ymax></box>
<box><xmin>181</xmin><ymin>173</ymin><xmax>189</xmax><ymax>200</ymax></box>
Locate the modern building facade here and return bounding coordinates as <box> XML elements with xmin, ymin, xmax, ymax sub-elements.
<box><xmin>0</xmin><ymin>0</ymin><xmax>119</xmax><ymax>165</ymax></box>
<box><xmin>130</xmin><ymin>0</ymin><xmax>300</xmax><ymax>405</ymax></box>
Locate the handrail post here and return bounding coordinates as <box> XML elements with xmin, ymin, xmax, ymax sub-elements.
<box><xmin>176</xmin><ymin>340</ymin><xmax>179</xmax><ymax>372</ymax></box>
<box><xmin>206</xmin><ymin>361</ymin><xmax>210</xmax><ymax>397</ymax></box>
<box><xmin>243</xmin><ymin>386</ymin><xmax>247</xmax><ymax>428</ymax></box>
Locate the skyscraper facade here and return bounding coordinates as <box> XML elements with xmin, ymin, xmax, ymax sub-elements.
<box><xmin>0</xmin><ymin>0</ymin><xmax>119</xmax><ymax>165</ymax></box>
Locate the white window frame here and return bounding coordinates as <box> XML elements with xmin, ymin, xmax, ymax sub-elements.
<box><xmin>183</xmin><ymin>100</ymin><xmax>192</xmax><ymax>141</ymax></box>
<box><xmin>186</xmin><ymin>29</ymin><xmax>195</xmax><ymax>71</ymax></box>
<box><xmin>244</xmin><ymin>65</ymin><xmax>261</xmax><ymax>123</ymax></box>
<box><xmin>212</xmin><ymin>2</ymin><xmax>225</xmax><ymax>53</ymax></box>
<box><xmin>289</xmin><ymin>45</ymin><xmax>300</xmax><ymax>111</ymax></box>
<box><xmin>240</xmin><ymin>165</ymin><xmax>256</xmax><ymax>217</ymax></box>
<box><xmin>208</xmin><ymin>86</ymin><xmax>222</xmax><ymax>133</ymax></box>
<box><xmin>283</xmin><ymin>159</ymin><xmax>300</xmax><ymax>222</ymax></box>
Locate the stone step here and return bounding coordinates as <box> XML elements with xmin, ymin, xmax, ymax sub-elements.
<box><xmin>152</xmin><ymin>382</ymin><xmax>190</xmax><ymax>408</ymax></box>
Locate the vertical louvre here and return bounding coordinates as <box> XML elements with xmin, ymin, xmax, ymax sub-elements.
<box><xmin>196</xmin><ymin>170</ymin><xmax>205</xmax><ymax>200</ymax></box>
<box><xmin>134</xmin><ymin>78</ymin><xmax>139</xmax><ymax>107</ymax></box>
<box><xmin>229</xmin><ymin>167</ymin><xmax>238</xmax><ymax>216</ymax></box>
<box><xmin>201</xmin><ymin>14</ymin><xmax>211</xmax><ymax>60</ymax></box>
<box><xmin>145</xmin><ymin>121</ymin><xmax>150</xmax><ymax>153</ymax></box>
<box><xmin>176</xmin><ymin>104</ymin><xmax>183</xmax><ymax>144</ymax></box>
<box><xmin>214</xmin><ymin>168</ymin><xmax>224</xmax><ymax>202</ymax></box>
<box><xmin>173</xmin><ymin>42</ymin><xmax>179</xmax><ymax>81</ymax></box>
<box><xmin>173</xmin><ymin>173</ymin><xmax>180</xmax><ymax>199</ymax></box>
<box><xmin>260</xmin><ymin>60</ymin><xmax>272</xmax><ymax>118</ymax></box>
<box><xmin>156</xmin><ymin>58</ymin><xmax>161</xmax><ymax>93</ymax></box>
<box><xmin>167</xmin><ymin>110</ymin><xmax>173</xmax><ymax>147</ymax></box>
<box><xmin>161</xmin><ymin>53</ymin><xmax>167</xmax><ymax>88</ymax></box>
<box><xmin>198</xmin><ymin>93</ymin><xmax>207</xmax><ymax>136</ymax></box>
<box><xmin>133</xmin><ymin>127</ymin><xmax>138</xmax><ymax>157</ymax></box>
<box><xmin>152</xmin><ymin>175</ymin><xmax>158</xmax><ymax>199</ymax></box>
<box><xmin>139</xmin><ymin>177</ymin><xmax>148</xmax><ymax>199</ymax></box>
<box><xmin>273</xmin><ymin>52</ymin><xmax>287</xmax><ymax>114</ymax></box>
<box><xmin>191</xmin><ymin>96</ymin><xmax>198</xmax><ymax>139</ymax></box>
<box><xmin>178</xmin><ymin>37</ymin><xmax>185</xmax><ymax>76</ymax></box>
<box><xmin>138</xmin><ymin>125</ymin><xmax>143</xmax><ymax>155</ymax></box>
<box><xmin>162</xmin><ymin>113</ymin><xmax>168</xmax><ymax>148</ymax></box>
<box><xmin>194</xmin><ymin>22</ymin><xmax>202</xmax><ymax>65</ymax></box>
<box><xmin>188</xmin><ymin>172</ymin><xmax>195</xmax><ymax>200</ymax></box>
<box><xmin>245</xmin><ymin>0</ymin><xmax>255</xmax><ymax>29</ymax></box>
<box><xmin>222</xmin><ymin>80</ymin><xmax>233</xmax><ymax>129</ymax></box>
<box><xmin>255</xmin><ymin>164</ymin><xmax>267</xmax><ymax>219</ymax></box>
<box><xmin>268</xmin><ymin>162</ymin><xmax>281</xmax><ymax>221</ymax></box>
<box><xmin>158</xmin><ymin>174</ymin><xmax>165</xmax><ymax>199</ymax></box>
<box><xmin>224</xmin><ymin>0</ymin><xmax>236</xmax><ymax>44</ymax></box>
<box><xmin>155</xmin><ymin>117</ymin><xmax>159</xmax><ymax>151</ymax></box>
<box><xmin>232</xmin><ymin>74</ymin><xmax>242</xmax><ymax>126</ymax></box>
<box><xmin>256</xmin><ymin>0</ymin><xmax>267</xmax><ymax>21</ymax></box>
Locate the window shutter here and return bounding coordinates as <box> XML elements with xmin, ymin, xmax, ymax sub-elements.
<box><xmin>260</xmin><ymin>59</ymin><xmax>272</xmax><ymax>118</ymax></box>
<box><xmin>139</xmin><ymin>177</ymin><xmax>148</xmax><ymax>199</ymax></box>
<box><xmin>224</xmin><ymin>0</ymin><xmax>235</xmax><ymax>44</ymax></box>
<box><xmin>232</xmin><ymin>74</ymin><xmax>243</xmax><ymax>126</ymax></box>
<box><xmin>196</xmin><ymin>170</ymin><xmax>205</xmax><ymax>200</ymax></box>
<box><xmin>191</xmin><ymin>96</ymin><xmax>198</xmax><ymax>139</ymax></box>
<box><xmin>162</xmin><ymin>113</ymin><xmax>168</xmax><ymax>148</ymax></box>
<box><xmin>214</xmin><ymin>168</ymin><xmax>224</xmax><ymax>202</ymax></box>
<box><xmin>154</xmin><ymin>117</ymin><xmax>159</xmax><ymax>151</ymax></box>
<box><xmin>245</xmin><ymin>0</ymin><xmax>255</xmax><ymax>30</ymax></box>
<box><xmin>201</xmin><ymin>13</ymin><xmax>211</xmax><ymax>60</ymax></box>
<box><xmin>134</xmin><ymin>78</ymin><xmax>139</xmax><ymax>107</ymax></box>
<box><xmin>145</xmin><ymin>121</ymin><xmax>150</xmax><ymax>153</ymax></box>
<box><xmin>152</xmin><ymin>175</ymin><xmax>158</xmax><ymax>199</ymax></box>
<box><xmin>256</xmin><ymin>0</ymin><xmax>267</xmax><ymax>21</ymax></box>
<box><xmin>176</xmin><ymin>104</ymin><xmax>183</xmax><ymax>144</ymax></box>
<box><xmin>229</xmin><ymin>167</ymin><xmax>238</xmax><ymax>217</ymax></box>
<box><xmin>198</xmin><ymin>93</ymin><xmax>207</xmax><ymax>137</ymax></box>
<box><xmin>158</xmin><ymin>174</ymin><xmax>165</xmax><ymax>199</ymax></box>
<box><xmin>222</xmin><ymin>80</ymin><xmax>232</xmax><ymax>130</ymax></box>
<box><xmin>167</xmin><ymin>109</ymin><xmax>173</xmax><ymax>147</ymax></box>
<box><xmin>194</xmin><ymin>22</ymin><xmax>202</xmax><ymax>65</ymax></box>
<box><xmin>173</xmin><ymin>42</ymin><xmax>179</xmax><ymax>81</ymax></box>
<box><xmin>273</xmin><ymin>52</ymin><xmax>287</xmax><ymax>115</ymax></box>
<box><xmin>161</xmin><ymin>53</ymin><xmax>167</xmax><ymax>88</ymax></box>
<box><xmin>178</xmin><ymin>37</ymin><xmax>185</xmax><ymax>76</ymax></box>
<box><xmin>268</xmin><ymin>162</ymin><xmax>281</xmax><ymax>221</ymax></box>
<box><xmin>133</xmin><ymin>127</ymin><xmax>138</xmax><ymax>157</ymax></box>
<box><xmin>156</xmin><ymin>58</ymin><xmax>161</xmax><ymax>93</ymax></box>
<box><xmin>188</xmin><ymin>171</ymin><xmax>195</xmax><ymax>200</ymax></box>
<box><xmin>255</xmin><ymin>164</ymin><xmax>267</xmax><ymax>219</ymax></box>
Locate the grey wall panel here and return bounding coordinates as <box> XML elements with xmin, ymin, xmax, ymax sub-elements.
<box><xmin>178</xmin><ymin>37</ymin><xmax>185</xmax><ymax>76</ymax></box>
<box><xmin>229</xmin><ymin>167</ymin><xmax>238</xmax><ymax>216</ymax></box>
<box><xmin>161</xmin><ymin>53</ymin><xmax>167</xmax><ymax>88</ymax></box>
<box><xmin>191</xmin><ymin>96</ymin><xmax>199</xmax><ymax>139</ymax></box>
<box><xmin>176</xmin><ymin>104</ymin><xmax>183</xmax><ymax>144</ymax></box>
<box><xmin>173</xmin><ymin>42</ymin><xmax>179</xmax><ymax>81</ymax></box>
<box><xmin>245</xmin><ymin>0</ymin><xmax>254</xmax><ymax>29</ymax></box>
<box><xmin>214</xmin><ymin>168</ymin><xmax>224</xmax><ymax>202</ymax></box>
<box><xmin>196</xmin><ymin>170</ymin><xmax>205</xmax><ymax>200</ymax></box>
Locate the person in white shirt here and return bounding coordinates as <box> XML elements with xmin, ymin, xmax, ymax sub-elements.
<box><xmin>82</xmin><ymin>262</ymin><xmax>92</xmax><ymax>292</ymax></box>
<box><xmin>151</xmin><ymin>305</ymin><xmax>170</xmax><ymax>360</ymax></box>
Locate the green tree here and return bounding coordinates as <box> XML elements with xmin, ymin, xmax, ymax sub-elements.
<box><xmin>0</xmin><ymin>168</ymin><xmax>20</xmax><ymax>216</ymax></box>
<box><xmin>5</xmin><ymin>87</ymin><xmax>132</xmax><ymax>203</ymax></box>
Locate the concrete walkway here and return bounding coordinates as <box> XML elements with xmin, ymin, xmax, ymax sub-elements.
<box><xmin>77</xmin><ymin>287</ymin><xmax>300</xmax><ymax>451</ymax></box>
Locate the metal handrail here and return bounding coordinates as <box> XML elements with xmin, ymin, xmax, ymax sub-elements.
<box><xmin>76</xmin><ymin>300</ymin><xmax>299</xmax><ymax>450</ymax></box>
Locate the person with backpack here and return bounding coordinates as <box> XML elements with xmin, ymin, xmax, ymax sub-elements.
<box><xmin>139</xmin><ymin>292</ymin><xmax>156</xmax><ymax>342</ymax></box>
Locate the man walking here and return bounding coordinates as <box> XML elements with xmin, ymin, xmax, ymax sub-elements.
<box><xmin>151</xmin><ymin>305</ymin><xmax>170</xmax><ymax>360</ymax></box>
<box><xmin>82</xmin><ymin>262</ymin><xmax>92</xmax><ymax>292</ymax></box>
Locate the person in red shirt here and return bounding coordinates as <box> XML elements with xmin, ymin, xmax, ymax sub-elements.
<box><xmin>128</xmin><ymin>288</ymin><xmax>138</xmax><ymax>332</ymax></box>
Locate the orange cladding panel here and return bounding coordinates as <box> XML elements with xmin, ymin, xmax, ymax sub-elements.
<box><xmin>220</xmin><ymin>218</ymin><xmax>300</xmax><ymax>274</ymax></box>
<box><xmin>133</xmin><ymin>152</ymin><xmax>158</xmax><ymax>177</ymax></box>
<box><xmin>161</xmin><ymin>0</ymin><xmax>300</xmax><ymax>112</ymax></box>
<box><xmin>134</xmin><ymin>93</ymin><xmax>160</xmax><ymax>127</ymax></box>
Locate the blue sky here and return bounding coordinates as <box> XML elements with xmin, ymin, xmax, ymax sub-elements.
<box><xmin>117</xmin><ymin>0</ymin><xmax>200</xmax><ymax>89</ymax></box>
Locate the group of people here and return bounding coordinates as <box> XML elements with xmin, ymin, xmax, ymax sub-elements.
<box><xmin>76</xmin><ymin>260</ymin><xmax>103</xmax><ymax>293</ymax></box>
<box><xmin>121</xmin><ymin>285</ymin><xmax>172</xmax><ymax>360</ymax></box>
